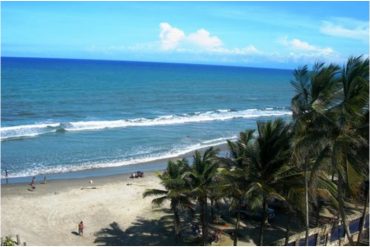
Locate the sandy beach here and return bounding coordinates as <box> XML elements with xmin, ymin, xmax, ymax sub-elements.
<box><xmin>1</xmin><ymin>145</ymin><xmax>233</xmax><ymax>246</ymax></box>
<box><xmin>1</xmin><ymin>172</ymin><xmax>172</xmax><ymax>246</ymax></box>
<box><xmin>0</xmin><ymin>170</ymin><xmax>306</xmax><ymax>246</ymax></box>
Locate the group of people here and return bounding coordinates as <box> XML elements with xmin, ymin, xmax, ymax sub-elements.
<box><xmin>28</xmin><ymin>175</ymin><xmax>47</xmax><ymax>190</ymax></box>
<box><xmin>129</xmin><ymin>171</ymin><xmax>144</xmax><ymax>179</ymax></box>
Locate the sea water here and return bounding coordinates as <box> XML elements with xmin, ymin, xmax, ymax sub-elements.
<box><xmin>1</xmin><ymin>57</ymin><xmax>293</xmax><ymax>182</ymax></box>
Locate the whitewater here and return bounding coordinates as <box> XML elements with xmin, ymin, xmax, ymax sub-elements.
<box><xmin>1</xmin><ymin>108</ymin><xmax>291</xmax><ymax>141</ymax></box>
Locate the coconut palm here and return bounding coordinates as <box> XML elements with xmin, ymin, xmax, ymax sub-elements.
<box><xmin>143</xmin><ymin>158</ymin><xmax>192</xmax><ymax>240</ymax></box>
<box><xmin>325</xmin><ymin>56</ymin><xmax>369</xmax><ymax>244</ymax></box>
<box><xmin>291</xmin><ymin>61</ymin><xmax>342</xmax><ymax>245</ymax></box>
<box><xmin>184</xmin><ymin>147</ymin><xmax>219</xmax><ymax>246</ymax></box>
<box><xmin>244</xmin><ymin>119</ymin><xmax>293</xmax><ymax>245</ymax></box>
<box><xmin>290</xmin><ymin>56</ymin><xmax>369</xmax><ymax>245</ymax></box>
<box><xmin>218</xmin><ymin>130</ymin><xmax>255</xmax><ymax>246</ymax></box>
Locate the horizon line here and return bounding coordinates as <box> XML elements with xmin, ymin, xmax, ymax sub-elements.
<box><xmin>1</xmin><ymin>55</ymin><xmax>294</xmax><ymax>71</ymax></box>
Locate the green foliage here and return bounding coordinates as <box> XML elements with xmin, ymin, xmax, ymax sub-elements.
<box><xmin>290</xmin><ymin>56</ymin><xmax>369</xmax><ymax>245</ymax></box>
<box><xmin>1</xmin><ymin>236</ymin><xmax>17</xmax><ymax>246</ymax></box>
<box><xmin>143</xmin><ymin>159</ymin><xmax>192</xmax><ymax>239</ymax></box>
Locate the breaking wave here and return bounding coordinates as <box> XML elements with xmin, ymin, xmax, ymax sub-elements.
<box><xmin>1</xmin><ymin>108</ymin><xmax>291</xmax><ymax>141</ymax></box>
<box><xmin>3</xmin><ymin>135</ymin><xmax>237</xmax><ymax>178</ymax></box>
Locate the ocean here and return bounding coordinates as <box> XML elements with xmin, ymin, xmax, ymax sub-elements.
<box><xmin>1</xmin><ymin>57</ymin><xmax>293</xmax><ymax>183</ymax></box>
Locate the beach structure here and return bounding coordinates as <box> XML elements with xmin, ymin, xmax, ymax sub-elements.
<box><xmin>273</xmin><ymin>212</ymin><xmax>369</xmax><ymax>246</ymax></box>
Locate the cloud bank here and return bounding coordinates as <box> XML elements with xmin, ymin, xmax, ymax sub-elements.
<box><xmin>87</xmin><ymin>21</ymin><xmax>356</xmax><ymax>67</ymax></box>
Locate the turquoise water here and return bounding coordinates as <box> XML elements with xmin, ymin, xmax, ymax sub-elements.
<box><xmin>1</xmin><ymin>57</ymin><xmax>293</xmax><ymax>181</ymax></box>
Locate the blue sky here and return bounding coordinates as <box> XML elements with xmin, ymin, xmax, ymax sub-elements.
<box><xmin>1</xmin><ymin>1</ymin><xmax>369</xmax><ymax>69</ymax></box>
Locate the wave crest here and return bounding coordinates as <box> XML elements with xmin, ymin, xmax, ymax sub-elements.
<box><xmin>3</xmin><ymin>136</ymin><xmax>237</xmax><ymax>178</ymax></box>
<box><xmin>1</xmin><ymin>108</ymin><xmax>291</xmax><ymax>141</ymax></box>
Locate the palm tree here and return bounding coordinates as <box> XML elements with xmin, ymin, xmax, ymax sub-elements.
<box><xmin>326</xmin><ymin>56</ymin><xmax>369</xmax><ymax>245</ymax></box>
<box><xmin>184</xmin><ymin>147</ymin><xmax>219</xmax><ymax>246</ymax></box>
<box><xmin>245</xmin><ymin>119</ymin><xmax>293</xmax><ymax>245</ymax></box>
<box><xmin>143</xmin><ymin>158</ymin><xmax>192</xmax><ymax>240</ymax></box>
<box><xmin>218</xmin><ymin>130</ymin><xmax>255</xmax><ymax>246</ymax></box>
<box><xmin>291</xmin><ymin>61</ymin><xmax>343</xmax><ymax>245</ymax></box>
<box><xmin>290</xmin><ymin>56</ymin><xmax>369</xmax><ymax>245</ymax></box>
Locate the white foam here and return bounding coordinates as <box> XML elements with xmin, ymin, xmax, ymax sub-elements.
<box><xmin>1</xmin><ymin>108</ymin><xmax>291</xmax><ymax>141</ymax></box>
<box><xmin>4</xmin><ymin>136</ymin><xmax>235</xmax><ymax>178</ymax></box>
<box><xmin>1</xmin><ymin>123</ymin><xmax>60</xmax><ymax>140</ymax></box>
<box><xmin>201</xmin><ymin>136</ymin><xmax>237</xmax><ymax>144</ymax></box>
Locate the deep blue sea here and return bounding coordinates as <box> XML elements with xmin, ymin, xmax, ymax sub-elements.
<box><xmin>1</xmin><ymin>57</ymin><xmax>293</xmax><ymax>182</ymax></box>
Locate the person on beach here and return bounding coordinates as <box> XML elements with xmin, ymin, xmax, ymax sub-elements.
<box><xmin>78</xmin><ymin>221</ymin><xmax>84</xmax><ymax>236</ymax></box>
<box><xmin>29</xmin><ymin>176</ymin><xmax>36</xmax><ymax>190</ymax></box>
<box><xmin>5</xmin><ymin>169</ymin><xmax>8</xmax><ymax>184</ymax></box>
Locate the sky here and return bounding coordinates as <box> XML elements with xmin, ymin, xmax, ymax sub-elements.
<box><xmin>1</xmin><ymin>1</ymin><xmax>369</xmax><ymax>69</ymax></box>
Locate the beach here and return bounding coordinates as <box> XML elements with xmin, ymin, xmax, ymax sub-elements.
<box><xmin>1</xmin><ymin>2</ymin><xmax>369</xmax><ymax>246</ymax></box>
<box><xmin>1</xmin><ymin>172</ymin><xmax>169</xmax><ymax>246</ymax></box>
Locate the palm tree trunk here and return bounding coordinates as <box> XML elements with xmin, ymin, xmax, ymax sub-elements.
<box><xmin>357</xmin><ymin>181</ymin><xmax>369</xmax><ymax>245</ymax></box>
<box><xmin>315</xmin><ymin>203</ymin><xmax>321</xmax><ymax>226</ymax></box>
<box><xmin>233</xmin><ymin>200</ymin><xmax>242</xmax><ymax>246</ymax></box>
<box><xmin>304</xmin><ymin>164</ymin><xmax>309</xmax><ymax>246</ymax></box>
<box><xmin>200</xmin><ymin>199</ymin><xmax>206</xmax><ymax>246</ymax></box>
<box><xmin>204</xmin><ymin>196</ymin><xmax>208</xmax><ymax>244</ymax></box>
<box><xmin>337</xmin><ymin>174</ymin><xmax>354</xmax><ymax>245</ymax></box>
<box><xmin>210</xmin><ymin>198</ymin><xmax>215</xmax><ymax>223</ymax></box>
<box><xmin>200</xmin><ymin>197</ymin><xmax>208</xmax><ymax>246</ymax></box>
<box><xmin>258</xmin><ymin>197</ymin><xmax>267</xmax><ymax>246</ymax></box>
<box><xmin>173</xmin><ymin>207</ymin><xmax>181</xmax><ymax>240</ymax></box>
<box><xmin>338</xmin><ymin>215</ymin><xmax>342</xmax><ymax>246</ymax></box>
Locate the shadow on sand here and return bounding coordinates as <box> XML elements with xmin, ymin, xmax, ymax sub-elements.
<box><xmin>94</xmin><ymin>207</ymin><xmax>307</xmax><ymax>246</ymax></box>
<box><xmin>94</xmin><ymin>209</ymin><xmax>190</xmax><ymax>246</ymax></box>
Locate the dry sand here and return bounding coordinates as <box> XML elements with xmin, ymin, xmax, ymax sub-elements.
<box><xmin>1</xmin><ymin>172</ymin><xmax>169</xmax><ymax>246</ymax></box>
<box><xmin>1</xmin><ymin>144</ymin><xmax>232</xmax><ymax>246</ymax></box>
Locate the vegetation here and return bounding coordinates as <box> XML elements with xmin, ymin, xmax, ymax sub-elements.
<box><xmin>143</xmin><ymin>56</ymin><xmax>369</xmax><ymax>246</ymax></box>
<box><xmin>291</xmin><ymin>56</ymin><xmax>369</xmax><ymax>245</ymax></box>
<box><xmin>1</xmin><ymin>236</ymin><xmax>17</xmax><ymax>246</ymax></box>
<box><xmin>143</xmin><ymin>159</ymin><xmax>192</xmax><ymax>240</ymax></box>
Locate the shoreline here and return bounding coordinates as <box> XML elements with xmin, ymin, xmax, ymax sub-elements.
<box><xmin>2</xmin><ymin>143</ymin><xmax>229</xmax><ymax>185</ymax></box>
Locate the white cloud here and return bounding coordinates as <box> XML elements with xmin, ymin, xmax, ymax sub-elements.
<box><xmin>88</xmin><ymin>23</ymin><xmax>350</xmax><ymax>66</ymax></box>
<box><xmin>279</xmin><ymin>37</ymin><xmax>335</xmax><ymax>57</ymax></box>
<box><xmin>159</xmin><ymin>22</ymin><xmax>185</xmax><ymax>50</ymax></box>
<box><xmin>210</xmin><ymin>45</ymin><xmax>259</xmax><ymax>55</ymax></box>
<box><xmin>320</xmin><ymin>21</ymin><xmax>369</xmax><ymax>41</ymax></box>
<box><xmin>186</xmin><ymin>29</ymin><xmax>223</xmax><ymax>50</ymax></box>
<box><xmin>158</xmin><ymin>22</ymin><xmax>259</xmax><ymax>57</ymax></box>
